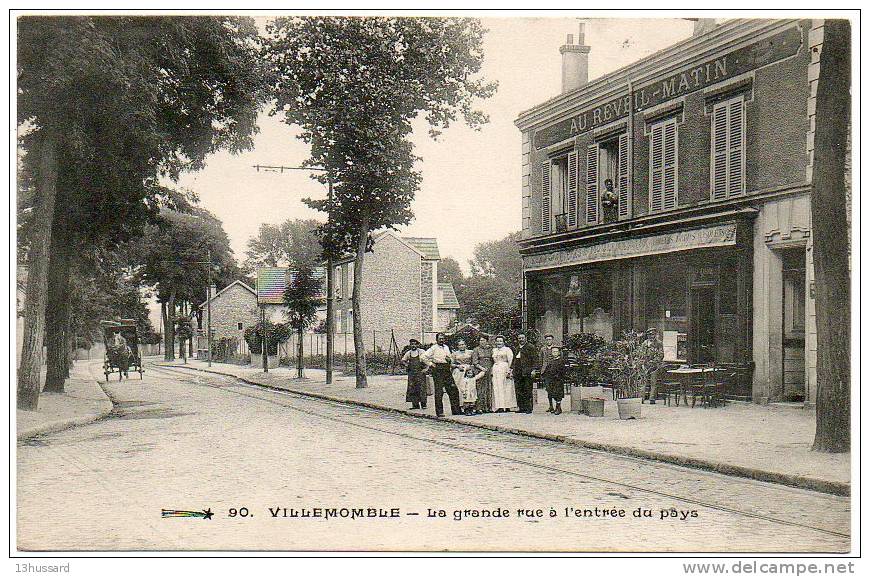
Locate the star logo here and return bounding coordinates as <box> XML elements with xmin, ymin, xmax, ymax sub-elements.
<box><xmin>202</xmin><ymin>508</ymin><xmax>214</xmax><ymax>520</ymax></box>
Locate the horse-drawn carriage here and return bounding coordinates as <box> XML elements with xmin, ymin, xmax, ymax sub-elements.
<box><xmin>101</xmin><ymin>319</ymin><xmax>144</xmax><ymax>382</ymax></box>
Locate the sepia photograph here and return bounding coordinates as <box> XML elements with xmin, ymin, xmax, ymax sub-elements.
<box><xmin>10</xmin><ymin>8</ymin><xmax>859</xmax><ymax>561</ymax></box>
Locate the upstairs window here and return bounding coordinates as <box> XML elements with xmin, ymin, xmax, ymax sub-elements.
<box><xmin>710</xmin><ymin>95</ymin><xmax>746</xmax><ymax>200</ymax></box>
<box><xmin>649</xmin><ymin>117</ymin><xmax>678</xmax><ymax>212</ymax></box>
<box><xmin>541</xmin><ymin>152</ymin><xmax>578</xmax><ymax>233</ymax></box>
<box><xmin>589</xmin><ymin>133</ymin><xmax>630</xmax><ymax>224</ymax></box>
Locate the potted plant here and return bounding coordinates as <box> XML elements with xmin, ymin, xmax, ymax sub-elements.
<box><xmin>565</xmin><ymin>332</ymin><xmax>609</xmax><ymax>413</ymax></box>
<box><xmin>244</xmin><ymin>320</ymin><xmax>290</xmax><ymax>369</ymax></box>
<box><xmin>611</xmin><ymin>329</ymin><xmax>664</xmax><ymax>419</ymax></box>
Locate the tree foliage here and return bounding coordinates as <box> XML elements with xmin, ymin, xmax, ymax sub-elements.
<box><xmin>67</xmin><ymin>247</ymin><xmax>154</xmax><ymax>349</ymax></box>
<box><xmin>455</xmin><ymin>275</ymin><xmax>521</xmax><ymax>336</ymax></box>
<box><xmin>468</xmin><ymin>231</ymin><xmax>523</xmax><ymax>292</ymax></box>
<box><xmin>137</xmin><ymin>207</ymin><xmax>239</xmax><ymax>304</ymax></box>
<box><xmin>283</xmin><ymin>267</ymin><xmax>325</xmax><ymax>333</ymax></box>
<box><xmin>17</xmin><ymin>16</ymin><xmax>264</xmax><ymax>406</ymax></box>
<box><xmin>244</xmin><ymin>320</ymin><xmax>291</xmax><ymax>356</ymax></box>
<box><xmin>242</xmin><ymin>218</ymin><xmax>323</xmax><ymax>273</ymax></box>
<box><xmin>263</xmin><ymin>16</ymin><xmax>495</xmax><ymax>387</ymax></box>
<box><xmin>437</xmin><ymin>256</ymin><xmax>465</xmax><ymax>288</ymax></box>
<box><xmin>18</xmin><ymin>16</ymin><xmax>264</xmax><ymax>248</ymax></box>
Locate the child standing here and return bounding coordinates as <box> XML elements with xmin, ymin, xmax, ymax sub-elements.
<box><xmin>542</xmin><ymin>346</ymin><xmax>567</xmax><ymax>415</ymax></box>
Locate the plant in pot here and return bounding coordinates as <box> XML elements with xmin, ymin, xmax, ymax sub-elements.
<box><xmin>244</xmin><ymin>320</ymin><xmax>290</xmax><ymax>369</ymax></box>
<box><xmin>564</xmin><ymin>332</ymin><xmax>610</xmax><ymax>413</ymax></box>
<box><xmin>611</xmin><ymin>329</ymin><xmax>664</xmax><ymax>419</ymax></box>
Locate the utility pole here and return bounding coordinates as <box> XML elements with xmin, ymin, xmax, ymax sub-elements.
<box><xmin>261</xmin><ymin>305</ymin><xmax>268</xmax><ymax>373</ymax></box>
<box><xmin>252</xmin><ymin>164</ymin><xmax>335</xmax><ymax>384</ymax></box>
<box><xmin>207</xmin><ymin>248</ymin><xmax>212</xmax><ymax>368</ymax></box>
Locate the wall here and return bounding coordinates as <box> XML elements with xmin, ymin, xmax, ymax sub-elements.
<box><xmin>201</xmin><ymin>283</ymin><xmax>285</xmax><ymax>342</ymax></box>
<box><xmin>421</xmin><ymin>261</ymin><xmax>435</xmax><ymax>332</ymax></box>
<box><xmin>333</xmin><ymin>233</ymin><xmax>423</xmax><ymax>336</ymax></box>
<box><xmin>524</xmin><ymin>21</ymin><xmax>813</xmax><ymax>238</ymax></box>
<box><xmin>751</xmin><ymin>193</ymin><xmax>815</xmax><ymax>403</ymax></box>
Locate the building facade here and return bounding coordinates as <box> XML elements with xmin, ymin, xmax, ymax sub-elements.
<box><xmin>516</xmin><ymin>19</ymin><xmax>833</xmax><ymax>404</ymax></box>
<box><xmin>330</xmin><ymin>231</ymin><xmax>443</xmax><ymax>343</ymax></box>
<box><xmin>199</xmin><ymin>280</ymin><xmax>285</xmax><ymax>355</ymax></box>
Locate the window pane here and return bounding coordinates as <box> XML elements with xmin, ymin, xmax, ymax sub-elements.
<box><xmin>646</xmin><ymin>265</ymin><xmax>688</xmax><ymax>361</ymax></box>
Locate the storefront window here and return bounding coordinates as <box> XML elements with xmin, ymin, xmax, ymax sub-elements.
<box><xmin>646</xmin><ymin>265</ymin><xmax>688</xmax><ymax>361</ymax></box>
<box><xmin>530</xmin><ymin>275</ymin><xmax>563</xmax><ymax>344</ymax></box>
<box><xmin>584</xmin><ymin>270</ymin><xmax>614</xmax><ymax>341</ymax></box>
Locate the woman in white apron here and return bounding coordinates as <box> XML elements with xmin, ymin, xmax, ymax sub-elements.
<box><xmin>490</xmin><ymin>336</ymin><xmax>518</xmax><ymax>412</ymax></box>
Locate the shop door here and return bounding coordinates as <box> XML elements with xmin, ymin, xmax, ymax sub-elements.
<box><xmin>781</xmin><ymin>249</ymin><xmax>806</xmax><ymax>401</ymax></box>
<box><xmin>690</xmin><ymin>285</ymin><xmax>716</xmax><ymax>363</ymax></box>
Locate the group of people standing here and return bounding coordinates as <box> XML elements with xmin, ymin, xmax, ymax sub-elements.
<box><xmin>402</xmin><ymin>332</ymin><xmax>568</xmax><ymax>418</ymax></box>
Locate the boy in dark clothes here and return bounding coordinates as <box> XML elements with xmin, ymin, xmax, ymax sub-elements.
<box><xmin>542</xmin><ymin>346</ymin><xmax>567</xmax><ymax>415</ymax></box>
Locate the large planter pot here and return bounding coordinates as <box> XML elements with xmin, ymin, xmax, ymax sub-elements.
<box><xmin>616</xmin><ymin>397</ymin><xmax>642</xmax><ymax>420</ymax></box>
<box><xmin>571</xmin><ymin>384</ymin><xmax>610</xmax><ymax>413</ymax></box>
<box><xmin>582</xmin><ymin>398</ymin><xmax>606</xmax><ymax>417</ymax></box>
<box><xmin>569</xmin><ymin>385</ymin><xmax>584</xmax><ymax>413</ymax></box>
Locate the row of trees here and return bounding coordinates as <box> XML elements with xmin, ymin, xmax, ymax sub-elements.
<box><xmin>17</xmin><ymin>16</ymin><xmax>264</xmax><ymax>409</ymax></box>
<box><xmin>18</xmin><ymin>15</ymin><xmax>495</xmax><ymax>406</ymax></box>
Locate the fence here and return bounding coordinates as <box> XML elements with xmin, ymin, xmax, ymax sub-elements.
<box><xmin>284</xmin><ymin>330</ymin><xmax>441</xmax><ymax>359</ymax></box>
<box><xmin>199</xmin><ymin>330</ymin><xmax>441</xmax><ymax>372</ymax></box>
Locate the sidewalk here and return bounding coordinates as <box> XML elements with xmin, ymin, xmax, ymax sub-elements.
<box><xmin>16</xmin><ymin>360</ymin><xmax>114</xmax><ymax>440</ymax></box>
<box><xmin>161</xmin><ymin>359</ymin><xmax>850</xmax><ymax>495</ymax></box>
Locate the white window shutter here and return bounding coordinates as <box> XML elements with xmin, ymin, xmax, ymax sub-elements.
<box><xmin>567</xmin><ymin>151</ymin><xmax>578</xmax><ymax>228</ymax></box>
<box><xmin>711</xmin><ymin>102</ymin><xmax>729</xmax><ymax>200</ymax></box>
<box><xmin>649</xmin><ymin>123</ymin><xmax>664</xmax><ymax>213</ymax></box>
<box><xmin>541</xmin><ymin>160</ymin><xmax>552</xmax><ymax>234</ymax></box>
<box><xmin>617</xmin><ymin>132</ymin><xmax>630</xmax><ymax>219</ymax></box>
<box><xmin>585</xmin><ymin>144</ymin><xmax>599</xmax><ymax>224</ymax></box>
<box><xmin>663</xmin><ymin>120</ymin><xmax>678</xmax><ymax>210</ymax></box>
<box><xmin>711</xmin><ymin>96</ymin><xmax>745</xmax><ymax>200</ymax></box>
<box><xmin>728</xmin><ymin>98</ymin><xmax>745</xmax><ymax>197</ymax></box>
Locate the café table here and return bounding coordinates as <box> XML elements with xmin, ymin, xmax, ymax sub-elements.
<box><xmin>665</xmin><ymin>366</ymin><xmax>717</xmax><ymax>407</ymax></box>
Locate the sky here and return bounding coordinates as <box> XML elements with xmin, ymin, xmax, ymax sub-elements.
<box><xmin>175</xmin><ymin>17</ymin><xmax>696</xmax><ymax>272</ymax></box>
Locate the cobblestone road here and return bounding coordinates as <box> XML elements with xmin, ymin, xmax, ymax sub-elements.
<box><xmin>16</xmin><ymin>362</ymin><xmax>850</xmax><ymax>552</ymax></box>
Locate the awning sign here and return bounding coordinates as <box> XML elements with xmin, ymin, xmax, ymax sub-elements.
<box><xmin>524</xmin><ymin>224</ymin><xmax>738</xmax><ymax>271</ymax></box>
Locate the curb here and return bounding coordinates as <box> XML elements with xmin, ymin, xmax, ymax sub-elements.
<box><xmin>161</xmin><ymin>363</ymin><xmax>850</xmax><ymax>497</ymax></box>
<box><xmin>16</xmin><ymin>363</ymin><xmax>115</xmax><ymax>441</ymax></box>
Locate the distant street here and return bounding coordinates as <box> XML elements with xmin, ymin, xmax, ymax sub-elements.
<box><xmin>17</xmin><ymin>362</ymin><xmax>850</xmax><ymax>552</ymax></box>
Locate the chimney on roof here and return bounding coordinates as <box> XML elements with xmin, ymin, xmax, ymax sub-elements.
<box><xmin>693</xmin><ymin>18</ymin><xmax>718</xmax><ymax>36</ymax></box>
<box><xmin>560</xmin><ymin>22</ymin><xmax>591</xmax><ymax>93</ymax></box>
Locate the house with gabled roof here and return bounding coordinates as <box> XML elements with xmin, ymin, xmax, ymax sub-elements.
<box><xmin>329</xmin><ymin>230</ymin><xmax>447</xmax><ymax>344</ymax></box>
<box><xmin>198</xmin><ymin>279</ymin><xmax>286</xmax><ymax>356</ymax></box>
<box><xmin>437</xmin><ymin>282</ymin><xmax>460</xmax><ymax>331</ymax></box>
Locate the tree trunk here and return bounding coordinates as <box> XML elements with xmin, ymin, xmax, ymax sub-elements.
<box><xmin>44</xmin><ymin>229</ymin><xmax>72</xmax><ymax>392</ymax></box>
<box><xmin>17</xmin><ymin>133</ymin><xmax>58</xmax><ymax>410</ymax></box>
<box><xmin>64</xmin><ymin>317</ymin><xmax>73</xmax><ymax>378</ymax></box>
<box><xmin>297</xmin><ymin>325</ymin><xmax>304</xmax><ymax>379</ymax></box>
<box><xmin>161</xmin><ymin>301</ymin><xmax>170</xmax><ymax>360</ymax></box>
<box><xmin>352</xmin><ymin>216</ymin><xmax>370</xmax><ymax>388</ymax></box>
<box><xmin>811</xmin><ymin>19</ymin><xmax>851</xmax><ymax>453</ymax></box>
<box><xmin>165</xmin><ymin>290</ymin><xmax>176</xmax><ymax>361</ymax></box>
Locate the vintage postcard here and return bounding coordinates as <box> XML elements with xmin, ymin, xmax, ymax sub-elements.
<box><xmin>11</xmin><ymin>9</ymin><xmax>857</xmax><ymax>561</ymax></box>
